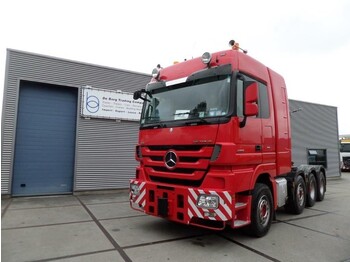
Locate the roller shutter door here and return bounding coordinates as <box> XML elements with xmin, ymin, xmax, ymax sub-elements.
<box><xmin>12</xmin><ymin>81</ymin><xmax>77</xmax><ymax>196</ymax></box>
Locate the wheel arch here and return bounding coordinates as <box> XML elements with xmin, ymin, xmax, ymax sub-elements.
<box><xmin>296</xmin><ymin>165</ymin><xmax>316</xmax><ymax>182</ymax></box>
<box><xmin>255</xmin><ymin>173</ymin><xmax>274</xmax><ymax>195</ymax></box>
<box><xmin>254</xmin><ymin>173</ymin><xmax>276</xmax><ymax>209</ymax></box>
<box><xmin>296</xmin><ymin>164</ymin><xmax>326</xmax><ymax>190</ymax></box>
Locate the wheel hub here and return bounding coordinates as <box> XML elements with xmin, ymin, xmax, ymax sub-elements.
<box><xmin>297</xmin><ymin>184</ymin><xmax>305</xmax><ymax>206</ymax></box>
<box><xmin>258</xmin><ymin>196</ymin><xmax>270</xmax><ymax>227</ymax></box>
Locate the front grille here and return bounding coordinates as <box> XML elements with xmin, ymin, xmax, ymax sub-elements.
<box><xmin>148</xmin><ymin>145</ymin><xmax>203</xmax><ymax>151</ymax></box>
<box><xmin>150</xmin><ymin>176</ymin><xmax>203</xmax><ymax>187</ymax></box>
<box><xmin>150</xmin><ymin>156</ymin><xmax>199</xmax><ymax>163</ymax></box>
<box><xmin>153</xmin><ymin>167</ymin><xmax>195</xmax><ymax>174</ymax></box>
<box><xmin>343</xmin><ymin>157</ymin><xmax>350</xmax><ymax>166</ymax></box>
<box><xmin>142</xmin><ymin>144</ymin><xmax>214</xmax><ymax>185</ymax></box>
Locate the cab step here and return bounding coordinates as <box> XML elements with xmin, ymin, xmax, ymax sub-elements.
<box><xmin>234</xmin><ymin>220</ymin><xmax>250</xmax><ymax>228</ymax></box>
<box><xmin>235</xmin><ymin>202</ymin><xmax>247</xmax><ymax>210</ymax></box>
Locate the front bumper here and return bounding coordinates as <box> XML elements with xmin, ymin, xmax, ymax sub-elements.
<box><xmin>341</xmin><ymin>162</ymin><xmax>350</xmax><ymax>171</ymax></box>
<box><xmin>129</xmin><ymin>179</ymin><xmax>234</xmax><ymax>230</ymax></box>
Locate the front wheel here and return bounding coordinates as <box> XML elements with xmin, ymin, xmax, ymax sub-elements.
<box><xmin>248</xmin><ymin>183</ymin><xmax>273</xmax><ymax>237</ymax></box>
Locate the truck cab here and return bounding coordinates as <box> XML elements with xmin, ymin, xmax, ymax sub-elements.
<box><xmin>130</xmin><ymin>48</ymin><xmax>326</xmax><ymax>237</ymax></box>
<box><xmin>340</xmin><ymin>140</ymin><xmax>350</xmax><ymax>171</ymax></box>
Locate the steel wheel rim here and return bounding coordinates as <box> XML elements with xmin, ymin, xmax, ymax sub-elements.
<box><xmin>319</xmin><ymin>177</ymin><xmax>325</xmax><ymax>196</ymax></box>
<box><xmin>297</xmin><ymin>183</ymin><xmax>305</xmax><ymax>206</ymax></box>
<box><xmin>258</xmin><ymin>196</ymin><xmax>270</xmax><ymax>227</ymax></box>
<box><xmin>309</xmin><ymin>179</ymin><xmax>316</xmax><ymax>200</ymax></box>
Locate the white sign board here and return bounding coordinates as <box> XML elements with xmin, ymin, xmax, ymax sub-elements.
<box><xmin>81</xmin><ymin>86</ymin><xmax>143</xmax><ymax>121</ymax></box>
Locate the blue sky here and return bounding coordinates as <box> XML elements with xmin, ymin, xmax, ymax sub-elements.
<box><xmin>1</xmin><ymin>0</ymin><xmax>349</xmax><ymax>134</ymax></box>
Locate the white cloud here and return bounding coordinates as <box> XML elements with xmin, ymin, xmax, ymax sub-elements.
<box><xmin>0</xmin><ymin>0</ymin><xmax>349</xmax><ymax>134</ymax></box>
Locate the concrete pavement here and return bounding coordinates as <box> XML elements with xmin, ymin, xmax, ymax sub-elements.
<box><xmin>2</xmin><ymin>173</ymin><xmax>350</xmax><ymax>262</ymax></box>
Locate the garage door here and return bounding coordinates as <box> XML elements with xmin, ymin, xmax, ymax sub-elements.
<box><xmin>12</xmin><ymin>81</ymin><xmax>78</xmax><ymax>196</ymax></box>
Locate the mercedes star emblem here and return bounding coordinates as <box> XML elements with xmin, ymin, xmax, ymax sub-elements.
<box><xmin>164</xmin><ymin>151</ymin><xmax>177</xmax><ymax>169</ymax></box>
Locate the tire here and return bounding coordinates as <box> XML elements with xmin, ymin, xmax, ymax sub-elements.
<box><xmin>316</xmin><ymin>171</ymin><xmax>326</xmax><ymax>201</ymax></box>
<box><xmin>306</xmin><ymin>173</ymin><xmax>316</xmax><ymax>207</ymax></box>
<box><xmin>248</xmin><ymin>183</ymin><xmax>273</xmax><ymax>237</ymax></box>
<box><xmin>286</xmin><ymin>175</ymin><xmax>306</xmax><ymax>214</ymax></box>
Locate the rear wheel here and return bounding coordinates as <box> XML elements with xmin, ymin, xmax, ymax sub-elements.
<box><xmin>316</xmin><ymin>171</ymin><xmax>326</xmax><ymax>201</ymax></box>
<box><xmin>306</xmin><ymin>173</ymin><xmax>316</xmax><ymax>207</ymax></box>
<box><xmin>286</xmin><ymin>175</ymin><xmax>306</xmax><ymax>214</ymax></box>
<box><xmin>248</xmin><ymin>183</ymin><xmax>273</xmax><ymax>237</ymax></box>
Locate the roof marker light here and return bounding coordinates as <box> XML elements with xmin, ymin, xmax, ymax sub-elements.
<box><xmin>152</xmin><ymin>64</ymin><xmax>162</xmax><ymax>79</ymax></box>
<box><xmin>152</xmin><ymin>68</ymin><xmax>159</xmax><ymax>78</ymax></box>
<box><xmin>229</xmin><ymin>39</ymin><xmax>248</xmax><ymax>54</ymax></box>
<box><xmin>201</xmin><ymin>52</ymin><xmax>212</xmax><ymax>64</ymax></box>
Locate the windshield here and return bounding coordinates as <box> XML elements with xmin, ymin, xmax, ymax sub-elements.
<box><xmin>340</xmin><ymin>143</ymin><xmax>350</xmax><ymax>152</ymax></box>
<box><xmin>140</xmin><ymin>75</ymin><xmax>231</xmax><ymax>126</ymax></box>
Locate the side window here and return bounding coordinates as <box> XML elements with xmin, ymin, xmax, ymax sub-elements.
<box><xmin>236</xmin><ymin>79</ymin><xmax>244</xmax><ymax>117</ymax></box>
<box><xmin>258</xmin><ymin>83</ymin><xmax>269</xmax><ymax>118</ymax></box>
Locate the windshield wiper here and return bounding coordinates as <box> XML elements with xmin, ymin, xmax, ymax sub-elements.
<box><xmin>142</xmin><ymin>117</ymin><xmax>167</xmax><ymax>128</ymax></box>
<box><xmin>185</xmin><ymin>118</ymin><xmax>209</xmax><ymax>126</ymax></box>
<box><xmin>173</xmin><ymin>112</ymin><xmax>192</xmax><ymax>116</ymax></box>
<box><xmin>143</xmin><ymin>122</ymin><xmax>167</xmax><ymax>128</ymax></box>
<box><xmin>153</xmin><ymin>123</ymin><xmax>167</xmax><ymax>128</ymax></box>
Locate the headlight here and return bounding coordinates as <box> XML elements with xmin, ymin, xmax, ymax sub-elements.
<box><xmin>210</xmin><ymin>144</ymin><xmax>221</xmax><ymax>161</ymax></box>
<box><xmin>136</xmin><ymin>146</ymin><xmax>142</xmax><ymax>159</ymax></box>
<box><xmin>197</xmin><ymin>194</ymin><xmax>219</xmax><ymax>209</ymax></box>
<box><xmin>130</xmin><ymin>184</ymin><xmax>140</xmax><ymax>196</ymax></box>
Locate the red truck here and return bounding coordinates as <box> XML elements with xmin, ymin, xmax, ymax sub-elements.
<box><xmin>130</xmin><ymin>43</ymin><xmax>326</xmax><ymax>237</ymax></box>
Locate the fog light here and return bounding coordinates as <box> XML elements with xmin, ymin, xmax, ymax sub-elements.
<box><xmin>204</xmin><ymin>211</ymin><xmax>217</xmax><ymax>217</ymax></box>
<box><xmin>136</xmin><ymin>146</ymin><xmax>142</xmax><ymax>159</ymax></box>
<box><xmin>197</xmin><ymin>194</ymin><xmax>219</xmax><ymax>209</ymax></box>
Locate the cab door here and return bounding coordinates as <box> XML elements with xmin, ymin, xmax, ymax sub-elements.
<box><xmin>235</xmin><ymin>78</ymin><xmax>263</xmax><ymax>165</ymax></box>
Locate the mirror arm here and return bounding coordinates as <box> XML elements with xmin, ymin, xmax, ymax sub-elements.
<box><xmin>139</xmin><ymin>96</ymin><xmax>151</xmax><ymax>102</ymax></box>
<box><xmin>239</xmin><ymin>116</ymin><xmax>247</xmax><ymax>128</ymax></box>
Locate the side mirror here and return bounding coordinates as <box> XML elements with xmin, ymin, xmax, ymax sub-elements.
<box><xmin>244</xmin><ymin>82</ymin><xmax>259</xmax><ymax>116</ymax></box>
<box><xmin>133</xmin><ymin>89</ymin><xmax>152</xmax><ymax>102</ymax></box>
<box><xmin>133</xmin><ymin>90</ymin><xmax>141</xmax><ymax>100</ymax></box>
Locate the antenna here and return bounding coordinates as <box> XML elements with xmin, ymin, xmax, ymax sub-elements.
<box><xmin>290</xmin><ymin>108</ymin><xmax>303</xmax><ymax>114</ymax></box>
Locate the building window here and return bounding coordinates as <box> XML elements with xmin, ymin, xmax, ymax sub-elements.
<box><xmin>307</xmin><ymin>149</ymin><xmax>327</xmax><ymax>168</ymax></box>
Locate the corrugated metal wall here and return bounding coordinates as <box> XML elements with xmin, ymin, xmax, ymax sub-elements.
<box><xmin>1</xmin><ymin>49</ymin><xmax>150</xmax><ymax>194</ymax></box>
<box><xmin>2</xmin><ymin>50</ymin><xmax>341</xmax><ymax>195</ymax></box>
<box><xmin>289</xmin><ymin>99</ymin><xmax>340</xmax><ymax>177</ymax></box>
<box><xmin>75</xmin><ymin>119</ymin><xmax>139</xmax><ymax>190</ymax></box>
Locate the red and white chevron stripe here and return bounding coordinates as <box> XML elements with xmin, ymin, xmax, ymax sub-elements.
<box><xmin>130</xmin><ymin>180</ymin><xmax>146</xmax><ymax>210</ymax></box>
<box><xmin>187</xmin><ymin>188</ymin><xmax>233</xmax><ymax>221</ymax></box>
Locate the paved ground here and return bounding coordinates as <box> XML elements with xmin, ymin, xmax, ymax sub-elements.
<box><xmin>2</xmin><ymin>173</ymin><xmax>350</xmax><ymax>262</ymax></box>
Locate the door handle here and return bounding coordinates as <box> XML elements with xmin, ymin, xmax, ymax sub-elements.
<box><xmin>255</xmin><ymin>145</ymin><xmax>262</xmax><ymax>152</ymax></box>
